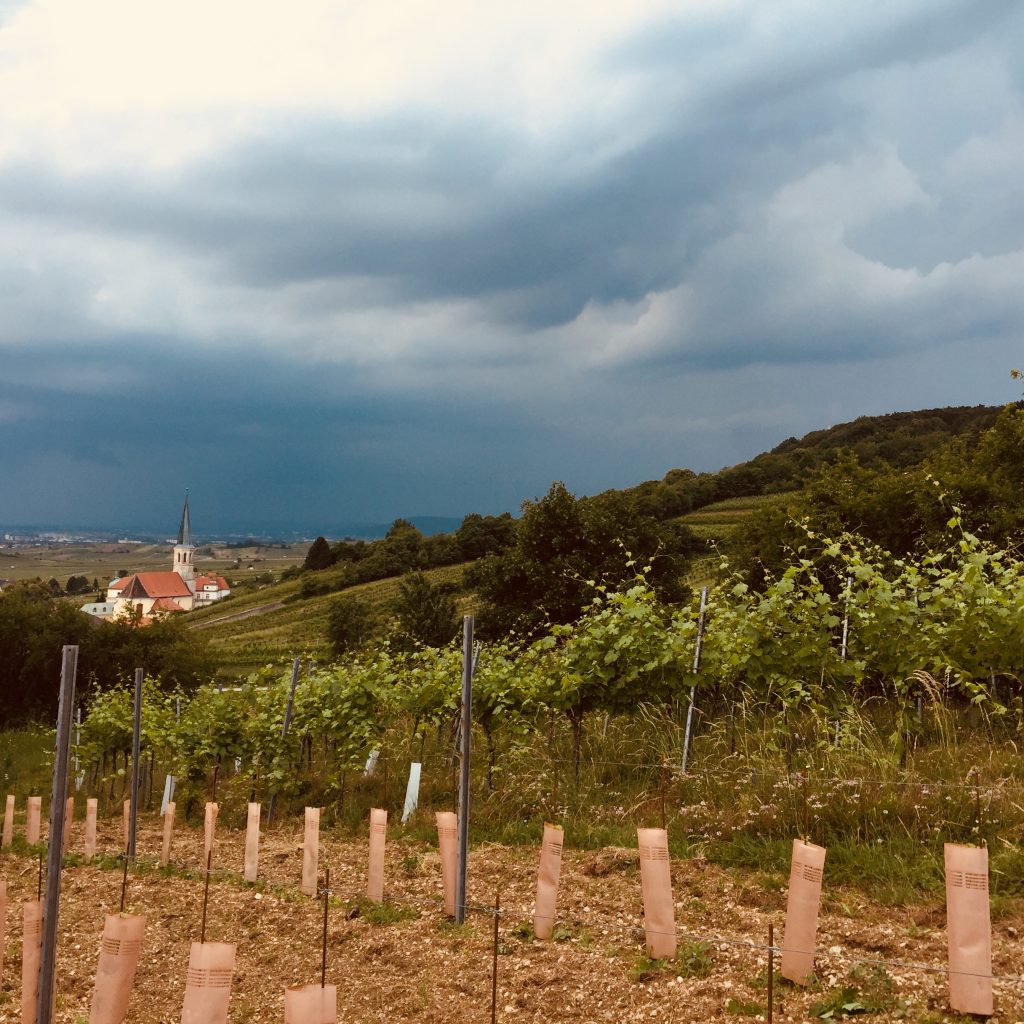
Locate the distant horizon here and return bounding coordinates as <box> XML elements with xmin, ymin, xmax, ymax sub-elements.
<box><xmin>0</xmin><ymin>513</ymin><xmax>467</xmax><ymax>544</ymax></box>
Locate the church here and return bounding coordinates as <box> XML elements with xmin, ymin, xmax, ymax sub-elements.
<box><xmin>84</xmin><ymin>495</ymin><xmax>230</xmax><ymax>623</ymax></box>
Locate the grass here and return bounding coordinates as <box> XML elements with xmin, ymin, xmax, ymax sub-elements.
<box><xmin>5</xmin><ymin>692</ymin><xmax>1022</xmax><ymax>907</ymax></box>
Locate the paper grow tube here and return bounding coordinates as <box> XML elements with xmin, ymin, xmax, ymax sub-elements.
<box><xmin>180</xmin><ymin>941</ymin><xmax>236</xmax><ymax>1024</ymax></box>
<box><xmin>637</xmin><ymin>827</ymin><xmax>676</xmax><ymax>959</ymax></box>
<box><xmin>367</xmin><ymin>809</ymin><xmax>387</xmax><ymax>902</ymax></box>
<box><xmin>533</xmin><ymin>824</ymin><xmax>564</xmax><ymax>940</ymax></box>
<box><xmin>780</xmin><ymin>839</ymin><xmax>826</xmax><ymax>985</ymax></box>
<box><xmin>945</xmin><ymin>843</ymin><xmax>993</xmax><ymax>1016</ymax></box>
<box><xmin>88</xmin><ymin>913</ymin><xmax>147</xmax><ymax>1024</ymax></box>
<box><xmin>436</xmin><ymin>812</ymin><xmax>457</xmax><ymax>916</ymax></box>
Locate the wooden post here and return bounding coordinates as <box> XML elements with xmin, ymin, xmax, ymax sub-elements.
<box><xmin>128</xmin><ymin>668</ymin><xmax>143</xmax><ymax>862</ymax></box>
<box><xmin>767</xmin><ymin>922</ymin><xmax>774</xmax><ymax>1024</ymax></box>
<box><xmin>37</xmin><ymin>645</ymin><xmax>78</xmax><ymax>1024</ymax></box>
<box><xmin>455</xmin><ymin>615</ymin><xmax>473</xmax><ymax>925</ymax></box>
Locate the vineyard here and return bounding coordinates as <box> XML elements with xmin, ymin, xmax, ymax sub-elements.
<box><xmin>2</xmin><ymin>522</ymin><xmax>1024</xmax><ymax>1021</ymax></box>
<box><xmin>62</xmin><ymin>522</ymin><xmax>1024</xmax><ymax>891</ymax></box>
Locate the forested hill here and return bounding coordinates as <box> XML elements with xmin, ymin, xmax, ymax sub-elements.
<box><xmin>622</xmin><ymin>404</ymin><xmax>1009</xmax><ymax>521</ymax></box>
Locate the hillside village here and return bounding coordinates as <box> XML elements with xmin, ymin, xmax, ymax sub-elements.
<box><xmin>80</xmin><ymin>495</ymin><xmax>230</xmax><ymax>624</ymax></box>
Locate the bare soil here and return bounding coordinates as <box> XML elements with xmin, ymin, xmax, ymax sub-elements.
<box><xmin>1</xmin><ymin>813</ymin><xmax>1021</xmax><ymax>1023</ymax></box>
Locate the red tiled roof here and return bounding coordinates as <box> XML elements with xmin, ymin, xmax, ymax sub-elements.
<box><xmin>109</xmin><ymin>577</ymin><xmax>130</xmax><ymax>592</ymax></box>
<box><xmin>116</xmin><ymin>572</ymin><xmax>193</xmax><ymax>599</ymax></box>
<box><xmin>194</xmin><ymin>574</ymin><xmax>229</xmax><ymax>590</ymax></box>
<box><xmin>151</xmin><ymin>597</ymin><xmax>185</xmax><ymax>612</ymax></box>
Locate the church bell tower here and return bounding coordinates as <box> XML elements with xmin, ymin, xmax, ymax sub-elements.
<box><xmin>173</xmin><ymin>492</ymin><xmax>197</xmax><ymax>590</ymax></box>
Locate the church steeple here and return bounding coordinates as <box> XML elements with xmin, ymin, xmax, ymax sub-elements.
<box><xmin>172</xmin><ymin>491</ymin><xmax>196</xmax><ymax>587</ymax></box>
<box><xmin>177</xmin><ymin>491</ymin><xmax>193</xmax><ymax>548</ymax></box>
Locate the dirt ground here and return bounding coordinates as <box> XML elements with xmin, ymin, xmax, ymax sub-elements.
<box><xmin>0</xmin><ymin>812</ymin><xmax>1021</xmax><ymax>1023</ymax></box>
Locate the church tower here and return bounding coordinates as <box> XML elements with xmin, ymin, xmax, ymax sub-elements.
<box><xmin>172</xmin><ymin>492</ymin><xmax>197</xmax><ymax>590</ymax></box>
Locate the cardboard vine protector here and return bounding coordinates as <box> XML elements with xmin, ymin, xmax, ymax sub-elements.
<box><xmin>85</xmin><ymin>798</ymin><xmax>98</xmax><ymax>859</ymax></box>
<box><xmin>180</xmin><ymin>941</ymin><xmax>236</xmax><ymax>1024</ymax></box>
<box><xmin>367</xmin><ymin>808</ymin><xmax>387</xmax><ymax>903</ymax></box>
<box><xmin>3</xmin><ymin>794</ymin><xmax>14</xmax><ymax>848</ymax></box>
<box><xmin>89</xmin><ymin>913</ymin><xmax>147</xmax><ymax>1024</ymax></box>
<box><xmin>202</xmin><ymin>803</ymin><xmax>218</xmax><ymax>871</ymax></box>
<box><xmin>284</xmin><ymin>984</ymin><xmax>337</xmax><ymax>1023</ymax></box>
<box><xmin>243</xmin><ymin>803</ymin><xmax>260</xmax><ymax>883</ymax></box>
<box><xmin>533</xmin><ymin>823</ymin><xmax>564</xmax><ymax>940</ymax></box>
<box><xmin>436</xmin><ymin>812</ymin><xmax>457</xmax><ymax>916</ymax></box>
<box><xmin>22</xmin><ymin>900</ymin><xmax>43</xmax><ymax>1023</ymax></box>
<box><xmin>781</xmin><ymin>839</ymin><xmax>826</xmax><ymax>985</ymax></box>
<box><xmin>637</xmin><ymin>828</ymin><xmax>676</xmax><ymax>959</ymax></box>
<box><xmin>26</xmin><ymin>795</ymin><xmax>42</xmax><ymax>845</ymax></box>
<box><xmin>161</xmin><ymin>802</ymin><xmax>176</xmax><ymax>867</ymax></box>
<box><xmin>945</xmin><ymin>843</ymin><xmax>993</xmax><ymax>1016</ymax></box>
<box><xmin>302</xmin><ymin>808</ymin><xmax>320</xmax><ymax>897</ymax></box>
<box><xmin>63</xmin><ymin>797</ymin><xmax>74</xmax><ymax>855</ymax></box>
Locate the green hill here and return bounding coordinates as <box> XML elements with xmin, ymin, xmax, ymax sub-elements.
<box><xmin>189</xmin><ymin>403</ymin><xmax>1014</xmax><ymax>675</ymax></box>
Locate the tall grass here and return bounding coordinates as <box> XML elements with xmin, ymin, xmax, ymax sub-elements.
<box><xmin>5</xmin><ymin>694</ymin><xmax>1022</xmax><ymax>904</ymax></box>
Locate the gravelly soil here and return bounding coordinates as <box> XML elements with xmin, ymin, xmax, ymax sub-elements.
<box><xmin>0</xmin><ymin>812</ymin><xmax>1021</xmax><ymax>1023</ymax></box>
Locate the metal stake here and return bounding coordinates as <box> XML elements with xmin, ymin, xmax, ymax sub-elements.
<box><xmin>37</xmin><ymin>644</ymin><xmax>78</xmax><ymax>1024</ymax></box>
<box><xmin>120</xmin><ymin>844</ymin><xmax>130</xmax><ymax>913</ymax></box>
<box><xmin>455</xmin><ymin>615</ymin><xmax>474</xmax><ymax>924</ymax></box>
<box><xmin>128</xmin><ymin>667</ymin><xmax>143</xmax><ymax>862</ymax></box>
<box><xmin>681</xmin><ymin>586</ymin><xmax>708</xmax><ymax>773</ymax></box>
<box><xmin>321</xmin><ymin>867</ymin><xmax>330</xmax><ymax>988</ymax></box>
<box><xmin>490</xmin><ymin>890</ymin><xmax>500</xmax><ymax>1024</ymax></box>
<box><xmin>200</xmin><ymin>848</ymin><xmax>212</xmax><ymax>944</ymax></box>
<box><xmin>268</xmin><ymin>657</ymin><xmax>301</xmax><ymax>826</ymax></box>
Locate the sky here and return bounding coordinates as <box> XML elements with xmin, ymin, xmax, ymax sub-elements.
<box><xmin>2</xmin><ymin>0</ymin><xmax>1023</xmax><ymax>534</ymax></box>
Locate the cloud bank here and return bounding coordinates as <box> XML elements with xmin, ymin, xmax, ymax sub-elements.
<box><xmin>1</xmin><ymin>0</ymin><xmax>1022</xmax><ymax>530</ymax></box>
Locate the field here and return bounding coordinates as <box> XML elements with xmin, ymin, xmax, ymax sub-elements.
<box><xmin>0</xmin><ymin>542</ymin><xmax>308</xmax><ymax>592</ymax></box>
<box><xmin>186</xmin><ymin>562</ymin><xmax>473</xmax><ymax>677</ymax></box>
<box><xmin>679</xmin><ymin>493</ymin><xmax>796</xmax><ymax>542</ymax></box>
<box><xmin>1</xmin><ymin>806</ymin><xmax>1021</xmax><ymax>1023</ymax></box>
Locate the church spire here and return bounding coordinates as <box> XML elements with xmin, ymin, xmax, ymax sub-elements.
<box><xmin>177</xmin><ymin>491</ymin><xmax>193</xmax><ymax>548</ymax></box>
<box><xmin>173</xmin><ymin>492</ymin><xmax>197</xmax><ymax>588</ymax></box>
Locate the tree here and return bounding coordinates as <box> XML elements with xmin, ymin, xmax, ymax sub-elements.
<box><xmin>326</xmin><ymin>595</ymin><xmax>379</xmax><ymax>655</ymax></box>
<box><xmin>65</xmin><ymin>575</ymin><xmax>91</xmax><ymax>595</ymax></box>
<box><xmin>454</xmin><ymin>512</ymin><xmax>517</xmax><ymax>560</ymax></box>
<box><xmin>303</xmin><ymin>536</ymin><xmax>335</xmax><ymax>572</ymax></box>
<box><xmin>390</xmin><ymin>572</ymin><xmax>459</xmax><ymax>651</ymax></box>
<box><xmin>468</xmin><ymin>481</ymin><xmax>699</xmax><ymax>639</ymax></box>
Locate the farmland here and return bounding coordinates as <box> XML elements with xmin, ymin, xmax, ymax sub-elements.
<box><xmin>1</xmin><ymin>809</ymin><xmax>1021</xmax><ymax>1023</ymax></box>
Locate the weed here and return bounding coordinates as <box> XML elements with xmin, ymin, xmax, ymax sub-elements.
<box><xmin>631</xmin><ymin>940</ymin><xmax>713</xmax><ymax>982</ymax></box>
<box><xmin>808</xmin><ymin>967</ymin><xmax>902</xmax><ymax>1018</ymax></box>
<box><xmin>348</xmin><ymin>898</ymin><xmax>420</xmax><ymax>925</ymax></box>
<box><xmin>726</xmin><ymin>997</ymin><xmax>766</xmax><ymax>1016</ymax></box>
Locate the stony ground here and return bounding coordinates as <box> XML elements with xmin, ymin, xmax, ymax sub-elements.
<box><xmin>0</xmin><ymin>812</ymin><xmax>1021</xmax><ymax>1023</ymax></box>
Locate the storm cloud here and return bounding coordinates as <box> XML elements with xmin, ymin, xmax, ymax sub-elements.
<box><xmin>1</xmin><ymin>0</ymin><xmax>1022</xmax><ymax>532</ymax></box>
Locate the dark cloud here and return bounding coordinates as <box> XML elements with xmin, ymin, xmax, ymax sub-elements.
<box><xmin>1</xmin><ymin>1</ymin><xmax>1023</xmax><ymax>529</ymax></box>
